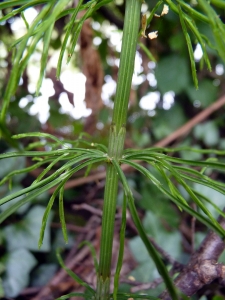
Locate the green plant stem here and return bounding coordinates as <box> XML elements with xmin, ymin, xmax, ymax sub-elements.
<box><xmin>111</xmin><ymin>0</ymin><xmax>141</xmax><ymax>131</ymax></box>
<box><xmin>210</xmin><ymin>0</ymin><xmax>225</xmax><ymax>8</ymax></box>
<box><xmin>96</xmin><ymin>0</ymin><xmax>141</xmax><ymax>299</ymax></box>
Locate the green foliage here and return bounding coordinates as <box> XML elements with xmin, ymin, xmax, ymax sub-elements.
<box><xmin>1</xmin><ymin>248</ymin><xmax>37</xmax><ymax>298</ymax></box>
<box><xmin>4</xmin><ymin>205</ymin><xmax>53</xmax><ymax>251</ymax></box>
<box><xmin>187</xmin><ymin>79</ymin><xmax>218</xmax><ymax>107</ymax></box>
<box><xmin>129</xmin><ymin>235</ymin><xmax>160</xmax><ymax>282</ymax></box>
<box><xmin>0</xmin><ymin>0</ymin><xmax>225</xmax><ymax>299</ymax></box>
<box><xmin>56</xmin><ymin>248</ymin><xmax>96</xmax><ymax>297</ymax></box>
<box><xmin>152</xmin><ymin>105</ymin><xmax>187</xmax><ymax>139</ymax></box>
<box><xmin>194</xmin><ymin>121</ymin><xmax>219</xmax><ymax>146</ymax></box>
<box><xmin>31</xmin><ymin>263</ymin><xmax>58</xmax><ymax>287</ymax></box>
<box><xmin>113</xmin><ymin>195</ymin><xmax>127</xmax><ymax>300</ymax></box>
<box><xmin>155</xmin><ymin>55</ymin><xmax>190</xmax><ymax>94</ymax></box>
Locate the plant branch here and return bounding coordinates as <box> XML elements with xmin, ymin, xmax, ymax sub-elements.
<box><xmin>160</xmin><ymin>211</ymin><xmax>225</xmax><ymax>299</ymax></box>
<box><xmin>48</xmin><ymin>93</ymin><xmax>225</xmax><ymax>191</ymax></box>
<box><xmin>96</xmin><ymin>0</ymin><xmax>141</xmax><ymax>298</ymax></box>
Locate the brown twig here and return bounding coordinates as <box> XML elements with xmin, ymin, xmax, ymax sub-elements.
<box><xmin>73</xmin><ymin>203</ymin><xmax>103</xmax><ymax>216</ymax></box>
<box><xmin>160</xmin><ymin>212</ymin><xmax>225</xmax><ymax>299</ymax></box>
<box><xmin>154</xmin><ymin>94</ymin><xmax>225</xmax><ymax>147</ymax></box>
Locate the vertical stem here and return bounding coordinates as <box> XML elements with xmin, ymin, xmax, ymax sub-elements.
<box><xmin>112</xmin><ymin>0</ymin><xmax>142</xmax><ymax>131</ymax></box>
<box><xmin>96</xmin><ymin>0</ymin><xmax>141</xmax><ymax>299</ymax></box>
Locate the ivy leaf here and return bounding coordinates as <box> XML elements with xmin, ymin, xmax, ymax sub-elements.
<box><xmin>0</xmin><ymin>149</ymin><xmax>26</xmax><ymax>181</ymax></box>
<box><xmin>187</xmin><ymin>79</ymin><xmax>218</xmax><ymax>108</ymax></box>
<box><xmin>3</xmin><ymin>205</ymin><xmax>53</xmax><ymax>252</ymax></box>
<box><xmin>2</xmin><ymin>248</ymin><xmax>37</xmax><ymax>298</ymax></box>
<box><xmin>155</xmin><ymin>55</ymin><xmax>190</xmax><ymax>94</ymax></box>
<box><xmin>193</xmin><ymin>121</ymin><xmax>219</xmax><ymax>146</ymax></box>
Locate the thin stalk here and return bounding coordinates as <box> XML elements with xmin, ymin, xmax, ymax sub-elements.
<box><xmin>96</xmin><ymin>0</ymin><xmax>141</xmax><ymax>299</ymax></box>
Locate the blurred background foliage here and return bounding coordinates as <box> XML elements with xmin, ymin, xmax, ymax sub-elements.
<box><xmin>0</xmin><ymin>0</ymin><xmax>225</xmax><ymax>299</ymax></box>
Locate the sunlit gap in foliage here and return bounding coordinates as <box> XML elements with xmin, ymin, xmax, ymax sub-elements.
<box><xmin>59</xmin><ymin>71</ymin><xmax>91</xmax><ymax>119</ymax></box>
<box><xmin>10</xmin><ymin>7</ymin><xmax>38</xmax><ymax>37</ymax></box>
<box><xmin>194</xmin><ymin>43</ymin><xmax>203</xmax><ymax>62</ymax></box>
<box><xmin>12</xmin><ymin>6</ymin><xmax>91</xmax><ymax>124</ymax></box>
<box><xmin>215</xmin><ymin>64</ymin><xmax>224</xmax><ymax>76</ymax></box>
<box><xmin>139</xmin><ymin>91</ymin><xmax>175</xmax><ymax>116</ymax></box>
<box><xmin>102</xmin><ymin>75</ymin><xmax>116</xmax><ymax>108</ymax></box>
<box><xmin>102</xmin><ymin>52</ymin><xmax>148</xmax><ymax>109</ymax></box>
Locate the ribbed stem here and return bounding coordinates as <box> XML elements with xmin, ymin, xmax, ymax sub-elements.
<box><xmin>111</xmin><ymin>0</ymin><xmax>141</xmax><ymax>131</ymax></box>
<box><xmin>96</xmin><ymin>0</ymin><xmax>141</xmax><ymax>299</ymax></box>
<box><xmin>97</xmin><ymin>126</ymin><xmax>125</xmax><ymax>286</ymax></box>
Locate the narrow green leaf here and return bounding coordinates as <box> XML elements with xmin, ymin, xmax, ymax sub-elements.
<box><xmin>56</xmin><ymin>293</ymin><xmax>90</xmax><ymax>300</ymax></box>
<box><xmin>0</xmin><ymin>179</ymin><xmax>62</xmax><ymax>223</ymax></box>
<box><xmin>176</xmin><ymin>0</ymin><xmax>208</xmax><ymax>23</ymax></box>
<box><xmin>21</xmin><ymin>11</ymin><xmax>29</xmax><ymax>29</ymax></box>
<box><xmin>13</xmin><ymin>132</ymin><xmax>106</xmax><ymax>155</ymax></box>
<box><xmin>178</xmin><ymin>5</ymin><xmax>198</xmax><ymax>89</ymax></box>
<box><xmin>56</xmin><ymin>0</ymin><xmax>84</xmax><ymax>78</ymax></box>
<box><xmin>138</xmin><ymin>42</ymin><xmax>156</xmax><ymax>62</ymax></box>
<box><xmin>122</xmin><ymin>159</ymin><xmax>225</xmax><ymax>238</ymax></box>
<box><xmin>0</xmin><ymin>154</ymin><xmax>104</xmax><ymax>207</ymax></box>
<box><xmin>0</xmin><ymin>148</ymin><xmax>103</xmax><ymax>160</ymax></box>
<box><xmin>67</xmin><ymin>2</ymin><xmax>97</xmax><ymax>65</ymax></box>
<box><xmin>56</xmin><ymin>249</ymin><xmax>95</xmax><ymax>295</ymax></box>
<box><xmin>78</xmin><ymin>241</ymin><xmax>99</xmax><ymax>272</ymax></box>
<box><xmin>163</xmin><ymin>0</ymin><xmax>211</xmax><ymax>70</ymax></box>
<box><xmin>0</xmin><ymin>173</ymin><xmax>58</xmax><ymax>207</ymax></box>
<box><xmin>0</xmin><ymin>0</ymin><xmax>48</xmax><ymax>11</ymax></box>
<box><xmin>39</xmin><ymin>179</ymin><xmax>67</xmax><ymax>248</ymax></box>
<box><xmin>201</xmin><ymin>33</ymin><xmax>217</xmax><ymax>50</ymax></box>
<box><xmin>159</xmin><ymin>183</ymin><xmax>225</xmax><ymax>237</ymax></box>
<box><xmin>146</xmin><ymin>0</ymin><xmax>163</xmax><ymax>27</ymax></box>
<box><xmin>36</xmin><ymin>22</ymin><xmax>54</xmax><ymax>95</ymax></box>
<box><xmin>116</xmin><ymin>293</ymin><xmax>159</xmax><ymax>300</ymax></box>
<box><xmin>113</xmin><ymin>194</ymin><xmax>127</xmax><ymax>300</ymax></box>
<box><xmin>57</xmin><ymin>0</ymin><xmax>112</xmax><ymax>20</ymax></box>
<box><xmin>38</xmin><ymin>156</ymin><xmax>105</xmax><ymax>247</ymax></box>
<box><xmin>25</xmin><ymin>141</ymin><xmax>46</xmax><ymax>150</ymax></box>
<box><xmin>111</xmin><ymin>159</ymin><xmax>179</xmax><ymax>300</ymax></box>
<box><xmin>177</xmin><ymin>172</ymin><xmax>225</xmax><ymax>198</ymax></box>
<box><xmin>123</xmin><ymin>149</ymin><xmax>225</xmax><ymax>170</ymax></box>
<box><xmin>164</xmin><ymin>0</ymin><xmax>208</xmax><ymax>23</ymax></box>
<box><xmin>59</xmin><ymin>185</ymin><xmax>68</xmax><ymax>243</ymax></box>
<box><xmin>84</xmin><ymin>163</ymin><xmax>92</xmax><ymax>177</ymax></box>
<box><xmin>1</xmin><ymin>0</ymin><xmax>75</xmax><ymax>122</ymax></box>
<box><xmin>155</xmin><ymin>163</ymin><xmax>188</xmax><ymax>207</ymax></box>
<box><xmin>16</xmin><ymin>31</ymin><xmax>46</xmax><ymax>95</ymax></box>
<box><xmin>13</xmin><ymin>131</ymin><xmax>70</xmax><ymax>146</ymax></box>
<box><xmin>32</xmin><ymin>153</ymin><xmax>68</xmax><ymax>185</ymax></box>
<box><xmin>212</xmin><ymin>28</ymin><xmax>225</xmax><ymax>62</ymax></box>
<box><xmin>165</xmin><ymin>156</ymin><xmax>225</xmax><ymax>170</ymax></box>
<box><xmin>211</xmin><ymin>0</ymin><xmax>225</xmax><ymax>8</ymax></box>
<box><xmin>194</xmin><ymin>190</ymin><xmax>225</xmax><ymax>218</ymax></box>
<box><xmin>153</xmin><ymin>146</ymin><xmax>225</xmax><ymax>155</ymax></box>
<box><xmin>1</xmin><ymin>2</ymin><xmax>52</xmax><ymax>123</ymax></box>
<box><xmin>154</xmin><ymin>158</ymin><xmax>223</xmax><ymax>229</ymax></box>
<box><xmin>0</xmin><ymin>158</ymin><xmax>52</xmax><ymax>186</ymax></box>
<box><xmin>121</xmin><ymin>159</ymin><xmax>162</xmax><ymax>187</ymax></box>
<box><xmin>198</xmin><ymin>0</ymin><xmax>225</xmax><ymax>62</ymax></box>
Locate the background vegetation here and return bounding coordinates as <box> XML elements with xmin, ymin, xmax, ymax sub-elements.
<box><xmin>0</xmin><ymin>0</ymin><xmax>225</xmax><ymax>299</ymax></box>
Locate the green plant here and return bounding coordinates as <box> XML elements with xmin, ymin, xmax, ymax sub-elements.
<box><xmin>0</xmin><ymin>0</ymin><xmax>225</xmax><ymax>299</ymax></box>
